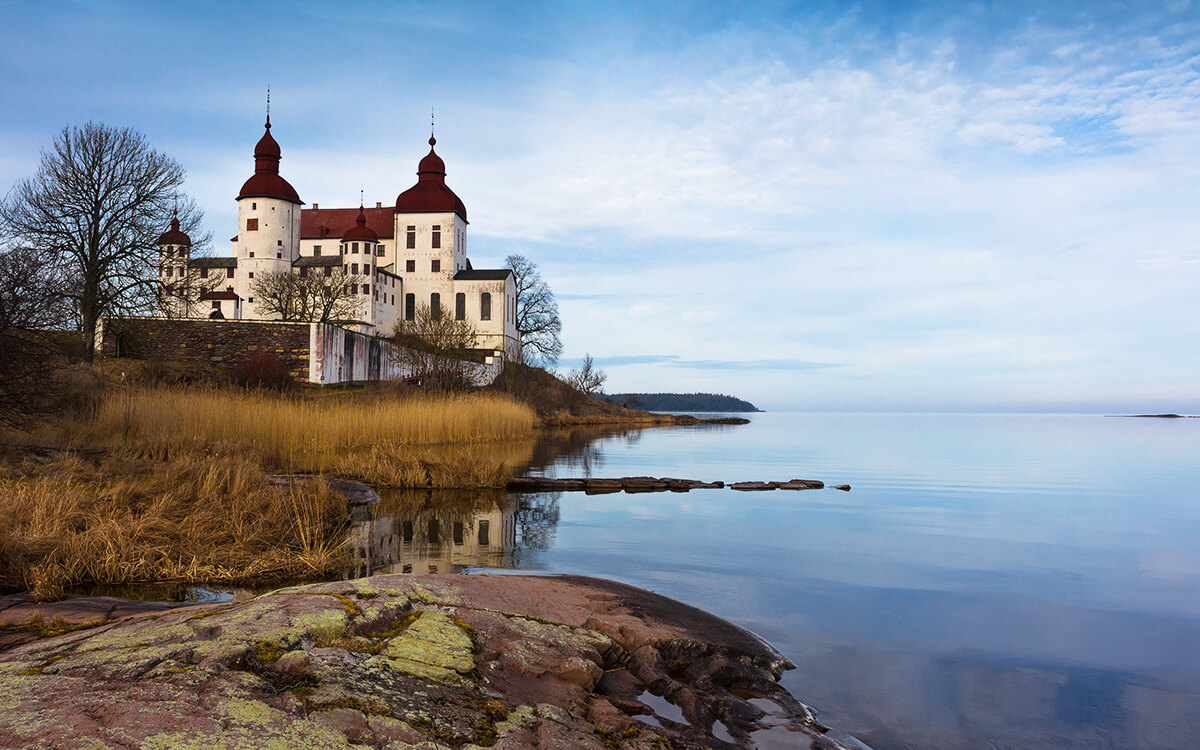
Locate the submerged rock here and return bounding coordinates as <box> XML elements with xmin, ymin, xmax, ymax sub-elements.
<box><xmin>0</xmin><ymin>574</ymin><xmax>850</xmax><ymax>749</ymax></box>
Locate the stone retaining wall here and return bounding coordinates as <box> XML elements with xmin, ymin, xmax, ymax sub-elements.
<box><xmin>96</xmin><ymin>317</ymin><xmax>312</xmax><ymax>380</ymax></box>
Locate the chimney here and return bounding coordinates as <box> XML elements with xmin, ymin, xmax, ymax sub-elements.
<box><xmin>312</xmin><ymin>203</ymin><xmax>319</xmax><ymax>210</ymax></box>
<box><xmin>375</xmin><ymin>202</ymin><xmax>382</xmax><ymax>209</ymax></box>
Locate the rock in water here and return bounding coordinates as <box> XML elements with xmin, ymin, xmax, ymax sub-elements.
<box><xmin>0</xmin><ymin>574</ymin><xmax>853</xmax><ymax>749</ymax></box>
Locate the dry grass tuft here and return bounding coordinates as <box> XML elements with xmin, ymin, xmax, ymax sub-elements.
<box><xmin>72</xmin><ymin>386</ymin><xmax>536</xmax><ymax>487</ymax></box>
<box><xmin>0</xmin><ymin>455</ymin><xmax>349</xmax><ymax>601</ymax></box>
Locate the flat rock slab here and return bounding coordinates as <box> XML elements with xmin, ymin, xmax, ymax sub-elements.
<box><xmin>268</xmin><ymin>475</ymin><xmax>382</xmax><ymax>506</ymax></box>
<box><xmin>730</xmin><ymin>481</ymin><xmax>777</xmax><ymax>491</ymax></box>
<box><xmin>0</xmin><ymin>574</ymin><xmax>850</xmax><ymax>749</ymax></box>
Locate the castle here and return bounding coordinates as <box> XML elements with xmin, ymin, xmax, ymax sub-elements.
<box><xmin>156</xmin><ymin>114</ymin><xmax>519</xmax><ymax>361</ymax></box>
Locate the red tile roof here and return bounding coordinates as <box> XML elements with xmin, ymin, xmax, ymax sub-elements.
<box><xmin>302</xmin><ymin>206</ymin><xmax>395</xmax><ymax>240</ymax></box>
<box><xmin>200</xmin><ymin>290</ymin><xmax>240</xmax><ymax>301</ymax></box>
<box><xmin>237</xmin><ymin>119</ymin><xmax>302</xmax><ymax>204</ymax></box>
<box><xmin>394</xmin><ymin>138</ymin><xmax>467</xmax><ymax>221</ymax></box>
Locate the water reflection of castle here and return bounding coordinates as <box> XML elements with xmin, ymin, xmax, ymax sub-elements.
<box><xmin>345</xmin><ymin>492</ymin><xmax>560</xmax><ymax>578</ymax></box>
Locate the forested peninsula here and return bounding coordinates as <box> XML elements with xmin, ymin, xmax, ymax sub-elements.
<box><xmin>604</xmin><ymin>392</ymin><xmax>762</xmax><ymax>412</ymax></box>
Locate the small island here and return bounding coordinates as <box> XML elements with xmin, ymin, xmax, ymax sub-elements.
<box><xmin>603</xmin><ymin>393</ymin><xmax>762</xmax><ymax>413</ymax></box>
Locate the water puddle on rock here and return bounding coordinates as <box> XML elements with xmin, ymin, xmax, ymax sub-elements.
<box><xmin>712</xmin><ymin>719</ymin><xmax>735</xmax><ymax>743</ymax></box>
<box><xmin>635</xmin><ymin>690</ymin><xmax>689</xmax><ymax>728</ymax></box>
<box><xmin>746</xmin><ymin>695</ymin><xmax>807</xmax><ymax>748</ymax></box>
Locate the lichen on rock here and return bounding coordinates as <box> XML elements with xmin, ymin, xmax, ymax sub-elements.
<box><xmin>0</xmin><ymin>574</ymin><xmax>849</xmax><ymax>749</ymax></box>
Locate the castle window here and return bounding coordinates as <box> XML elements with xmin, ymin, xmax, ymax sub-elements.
<box><xmin>431</xmin><ymin>259</ymin><xmax>440</xmax><ymax>273</ymax></box>
<box><xmin>248</xmin><ymin>297</ymin><xmax>254</xmax><ymax>303</ymax></box>
<box><xmin>178</xmin><ymin>267</ymin><xmax>184</xmax><ymax>276</ymax></box>
<box><xmin>352</xmin><ymin>242</ymin><xmax>358</xmax><ymax>254</ymax></box>
<box><xmin>246</xmin><ymin>218</ymin><xmax>258</xmax><ymax>231</ymax></box>
<box><xmin>377</xmin><ymin>244</ymin><xmax>385</xmax><ymax>257</ymax></box>
<box><xmin>277</xmin><ymin>239</ymin><xmax>282</xmax><ymax>247</ymax></box>
<box><xmin>405</xmin><ymin>294</ymin><xmax>415</xmax><ymax>320</ymax></box>
<box><xmin>249</xmin><ymin>252</ymin><xmax>254</xmax><ymax>258</ymax></box>
<box><xmin>406</xmin><ymin>260</ymin><xmax>415</xmax><ymax>273</ymax></box>
<box><xmin>324</xmin><ymin>266</ymin><xmax>332</xmax><ymax>277</ymax></box>
<box><xmin>351</xmin><ymin>284</ymin><xmax>358</xmax><ymax>294</ymax></box>
<box><xmin>227</xmin><ymin>269</ymin><xmax>234</xmax><ymax>278</ymax></box>
<box><xmin>248</xmin><ymin>272</ymin><xmax>253</xmax><ymax>279</ymax></box>
<box><xmin>455</xmin><ymin>292</ymin><xmax>465</xmax><ymax>320</ymax></box>
<box><xmin>276</xmin><ymin>252</ymin><xmax>282</xmax><ymax>259</ymax></box>
<box><xmin>165</xmin><ymin>267</ymin><xmax>172</xmax><ymax>277</ymax></box>
<box><xmin>430</xmin><ymin>293</ymin><xmax>440</xmax><ymax>318</ymax></box>
<box><xmin>480</xmin><ymin>292</ymin><xmax>491</xmax><ymax>320</ymax></box>
<box><xmin>351</xmin><ymin>263</ymin><xmax>358</xmax><ymax>274</ymax></box>
<box><xmin>478</xmin><ymin>520</ymin><xmax>490</xmax><ymax>546</ymax></box>
<box><xmin>453</xmin><ymin>521</ymin><xmax>463</xmax><ymax>545</ymax></box>
<box><xmin>200</xmin><ymin>268</ymin><xmax>209</xmax><ymax>278</ymax></box>
<box><xmin>251</xmin><ymin>202</ymin><xmax>256</xmax><ymax>209</ymax></box>
<box><xmin>314</xmin><ymin>245</ymin><xmax>322</xmax><ymax>256</ymax></box>
<box><xmin>432</xmin><ymin>226</ymin><xmax>441</xmax><ymax>248</ymax></box>
<box><xmin>406</xmin><ymin>226</ymin><xmax>416</xmax><ymax>248</ymax></box>
<box><xmin>363</xmin><ymin>284</ymin><xmax>369</xmax><ymax>295</ymax></box>
<box><xmin>364</xmin><ymin>264</ymin><xmax>370</xmax><ymax>275</ymax></box>
<box><xmin>391</xmin><ymin>294</ymin><xmax>395</xmax><ymax>305</ymax></box>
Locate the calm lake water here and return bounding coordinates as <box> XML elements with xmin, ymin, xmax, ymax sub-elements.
<box><xmin>350</xmin><ymin>412</ymin><xmax>1200</xmax><ymax>749</ymax></box>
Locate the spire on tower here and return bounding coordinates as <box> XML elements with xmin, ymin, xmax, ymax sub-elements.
<box><xmin>266</xmin><ymin>85</ymin><xmax>271</xmax><ymax>128</ymax></box>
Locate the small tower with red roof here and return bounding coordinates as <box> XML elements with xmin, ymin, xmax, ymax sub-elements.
<box><xmin>157</xmin><ymin>208</ymin><xmax>194</xmax><ymax>317</ymax></box>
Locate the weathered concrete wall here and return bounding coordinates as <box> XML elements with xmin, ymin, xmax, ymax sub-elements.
<box><xmin>308</xmin><ymin>323</ymin><xmax>412</xmax><ymax>384</ymax></box>
<box><xmin>96</xmin><ymin>316</ymin><xmax>312</xmax><ymax>381</ymax></box>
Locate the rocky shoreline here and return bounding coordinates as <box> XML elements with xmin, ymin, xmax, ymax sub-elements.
<box><xmin>0</xmin><ymin>574</ymin><xmax>854</xmax><ymax>749</ymax></box>
<box><xmin>507</xmin><ymin>476</ymin><xmax>852</xmax><ymax>494</ymax></box>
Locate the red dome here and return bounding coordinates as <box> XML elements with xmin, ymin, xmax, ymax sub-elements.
<box><xmin>395</xmin><ymin>136</ymin><xmax>467</xmax><ymax>221</ymax></box>
<box><xmin>237</xmin><ymin>117</ymin><xmax>302</xmax><ymax>204</ymax></box>
<box><xmin>157</xmin><ymin>212</ymin><xmax>191</xmax><ymax>246</ymax></box>
<box><xmin>342</xmin><ymin>205</ymin><xmax>379</xmax><ymax>242</ymax></box>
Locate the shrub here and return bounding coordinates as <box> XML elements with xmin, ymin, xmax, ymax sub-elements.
<box><xmin>230</xmin><ymin>351</ymin><xmax>293</xmax><ymax>391</ymax></box>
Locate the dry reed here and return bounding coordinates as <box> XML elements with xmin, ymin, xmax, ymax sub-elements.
<box><xmin>0</xmin><ymin>455</ymin><xmax>349</xmax><ymax>601</ymax></box>
<box><xmin>76</xmin><ymin>386</ymin><xmax>537</xmax><ymax>487</ymax></box>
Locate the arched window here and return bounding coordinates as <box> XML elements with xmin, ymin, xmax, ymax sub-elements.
<box><xmin>480</xmin><ymin>292</ymin><xmax>491</xmax><ymax>321</ymax></box>
<box><xmin>455</xmin><ymin>292</ymin><xmax>465</xmax><ymax>320</ymax></box>
<box><xmin>430</xmin><ymin>293</ymin><xmax>441</xmax><ymax>318</ymax></box>
<box><xmin>405</xmin><ymin>293</ymin><xmax>415</xmax><ymax>321</ymax></box>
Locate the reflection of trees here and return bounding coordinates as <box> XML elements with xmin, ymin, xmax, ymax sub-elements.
<box><xmin>522</xmin><ymin>426</ymin><xmax>645</xmax><ymax>477</ymax></box>
<box><xmin>513</xmin><ymin>492</ymin><xmax>560</xmax><ymax>551</ymax></box>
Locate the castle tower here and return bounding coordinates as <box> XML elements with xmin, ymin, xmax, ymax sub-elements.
<box><xmin>393</xmin><ymin>135</ymin><xmax>469</xmax><ymax>321</ymax></box>
<box><xmin>157</xmin><ymin>208</ymin><xmax>193</xmax><ymax>317</ymax></box>
<box><xmin>341</xmin><ymin>203</ymin><xmax>380</xmax><ymax>324</ymax></box>
<box><xmin>235</xmin><ymin>112</ymin><xmax>302</xmax><ymax>319</ymax></box>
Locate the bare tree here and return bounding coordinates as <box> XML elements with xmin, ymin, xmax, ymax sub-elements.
<box><xmin>505</xmin><ymin>254</ymin><xmax>562</xmax><ymax>366</ymax></box>
<box><xmin>0</xmin><ymin>244</ymin><xmax>73</xmax><ymax>426</ymax></box>
<box><xmin>250</xmin><ymin>268</ymin><xmax>363</xmax><ymax>323</ymax></box>
<box><xmin>0</xmin><ymin>122</ymin><xmax>209</xmax><ymax>362</ymax></box>
<box><xmin>565</xmin><ymin>353</ymin><xmax>607</xmax><ymax>396</ymax></box>
<box><xmin>390</xmin><ymin>304</ymin><xmax>484</xmax><ymax>390</ymax></box>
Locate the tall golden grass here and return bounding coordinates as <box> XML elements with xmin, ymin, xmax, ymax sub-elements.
<box><xmin>0</xmin><ymin>455</ymin><xmax>348</xmax><ymax>601</ymax></box>
<box><xmin>75</xmin><ymin>386</ymin><xmax>537</xmax><ymax>487</ymax></box>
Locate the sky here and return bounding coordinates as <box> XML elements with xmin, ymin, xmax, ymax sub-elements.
<box><xmin>1</xmin><ymin>1</ymin><xmax>1198</xmax><ymax>412</ymax></box>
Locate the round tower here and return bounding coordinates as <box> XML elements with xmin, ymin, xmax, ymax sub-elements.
<box><xmin>157</xmin><ymin>208</ymin><xmax>193</xmax><ymax>316</ymax></box>
<box><xmin>341</xmin><ymin>204</ymin><xmax>380</xmax><ymax>324</ymax></box>
<box><xmin>235</xmin><ymin>113</ymin><xmax>303</xmax><ymax>319</ymax></box>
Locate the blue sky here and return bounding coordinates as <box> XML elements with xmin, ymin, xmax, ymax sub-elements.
<box><xmin>2</xmin><ymin>1</ymin><xmax>1198</xmax><ymax>411</ymax></box>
